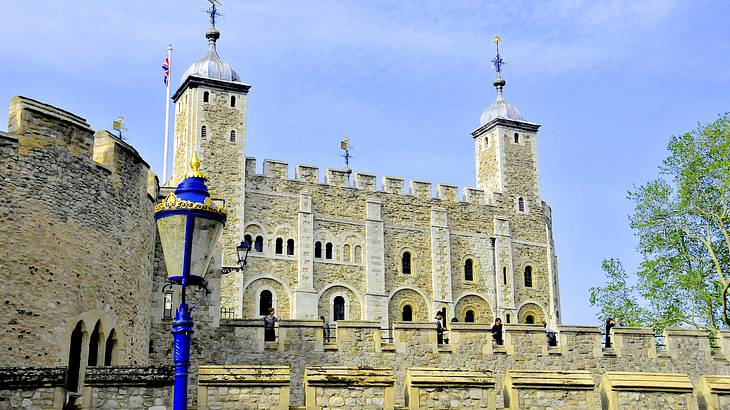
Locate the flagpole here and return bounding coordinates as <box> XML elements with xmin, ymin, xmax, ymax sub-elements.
<box><xmin>162</xmin><ymin>44</ymin><xmax>173</xmax><ymax>184</ymax></box>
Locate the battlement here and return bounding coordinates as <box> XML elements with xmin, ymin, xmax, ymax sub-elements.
<box><xmin>245</xmin><ymin>157</ymin><xmax>492</xmax><ymax>205</ymax></box>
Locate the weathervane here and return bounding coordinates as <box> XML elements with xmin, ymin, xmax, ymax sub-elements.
<box><xmin>205</xmin><ymin>0</ymin><xmax>222</xmax><ymax>26</ymax></box>
<box><xmin>113</xmin><ymin>116</ymin><xmax>128</xmax><ymax>140</ymax></box>
<box><xmin>341</xmin><ymin>137</ymin><xmax>353</xmax><ymax>172</ymax></box>
<box><xmin>492</xmin><ymin>35</ymin><xmax>504</xmax><ymax>75</ymax></box>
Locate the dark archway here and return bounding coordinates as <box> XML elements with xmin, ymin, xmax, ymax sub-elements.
<box><xmin>465</xmin><ymin>310</ymin><xmax>475</xmax><ymax>323</ymax></box>
<box><xmin>402</xmin><ymin>305</ymin><xmax>413</xmax><ymax>321</ymax></box>
<box><xmin>259</xmin><ymin>290</ymin><xmax>273</xmax><ymax>316</ymax></box>
<box><xmin>104</xmin><ymin>329</ymin><xmax>117</xmax><ymax>366</ymax></box>
<box><xmin>88</xmin><ymin>321</ymin><xmax>101</xmax><ymax>366</ymax></box>
<box><xmin>333</xmin><ymin>296</ymin><xmax>345</xmax><ymax>321</ymax></box>
<box><xmin>65</xmin><ymin>321</ymin><xmax>84</xmax><ymax>392</ymax></box>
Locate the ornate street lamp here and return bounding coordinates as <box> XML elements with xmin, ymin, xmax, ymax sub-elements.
<box><xmin>221</xmin><ymin>240</ymin><xmax>251</xmax><ymax>274</ymax></box>
<box><xmin>154</xmin><ymin>152</ymin><xmax>226</xmax><ymax>410</ymax></box>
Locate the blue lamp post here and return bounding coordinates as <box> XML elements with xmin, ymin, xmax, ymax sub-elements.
<box><xmin>154</xmin><ymin>152</ymin><xmax>226</xmax><ymax>410</ymax></box>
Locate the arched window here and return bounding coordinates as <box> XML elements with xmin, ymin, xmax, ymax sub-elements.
<box><xmin>502</xmin><ymin>267</ymin><xmax>507</xmax><ymax>285</ymax></box>
<box><xmin>314</xmin><ymin>241</ymin><xmax>322</xmax><ymax>258</ymax></box>
<box><xmin>275</xmin><ymin>238</ymin><xmax>283</xmax><ymax>255</ymax></box>
<box><xmin>402</xmin><ymin>251</ymin><xmax>411</xmax><ymax>274</ymax></box>
<box><xmin>464</xmin><ymin>259</ymin><xmax>474</xmax><ymax>281</ymax></box>
<box><xmin>526</xmin><ymin>315</ymin><xmax>535</xmax><ymax>324</ymax></box>
<box><xmin>66</xmin><ymin>321</ymin><xmax>84</xmax><ymax>392</ymax></box>
<box><xmin>514</xmin><ymin>132</ymin><xmax>519</xmax><ymax>143</ymax></box>
<box><xmin>518</xmin><ymin>197</ymin><xmax>525</xmax><ymax>212</ymax></box>
<box><xmin>506</xmin><ymin>314</ymin><xmax>511</xmax><ymax>324</ymax></box>
<box><xmin>333</xmin><ymin>296</ymin><xmax>345</xmax><ymax>321</ymax></box>
<box><xmin>88</xmin><ymin>321</ymin><xmax>101</xmax><ymax>366</ymax></box>
<box><xmin>287</xmin><ymin>239</ymin><xmax>294</xmax><ymax>256</ymax></box>
<box><xmin>104</xmin><ymin>329</ymin><xmax>116</xmax><ymax>366</ymax></box>
<box><xmin>230</xmin><ymin>130</ymin><xmax>236</xmax><ymax>142</ymax></box>
<box><xmin>354</xmin><ymin>245</ymin><xmax>362</xmax><ymax>263</ymax></box>
<box><xmin>259</xmin><ymin>290</ymin><xmax>273</xmax><ymax>316</ymax></box>
<box><xmin>465</xmin><ymin>310</ymin><xmax>475</xmax><ymax>323</ymax></box>
<box><xmin>343</xmin><ymin>244</ymin><xmax>351</xmax><ymax>262</ymax></box>
<box><xmin>254</xmin><ymin>236</ymin><xmax>263</xmax><ymax>252</ymax></box>
<box><xmin>402</xmin><ymin>305</ymin><xmax>413</xmax><ymax>321</ymax></box>
<box><xmin>230</xmin><ymin>95</ymin><xmax>236</xmax><ymax>107</ymax></box>
<box><xmin>201</xmin><ymin>125</ymin><xmax>207</xmax><ymax>140</ymax></box>
<box><xmin>524</xmin><ymin>266</ymin><xmax>533</xmax><ymax>287</ymax></box>
<box><xmin>244</xmin><ymin>234</ymin><xmax>253</xmax><ymax>248</ymax></box>
<box><xmin>325</xmin><ymin>242</ymin><xmax>333</xmax><ymax>260</ymax></box>
<box><xmin>203</xmin><ymin>91</ymin><xmax>209</xmax><ymax>102</ymax></box>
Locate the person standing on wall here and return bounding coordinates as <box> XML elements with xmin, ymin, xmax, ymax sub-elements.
<box><xmin>491</xmin><ymin>318</ymin><xmax>503</xmax><ymax>345</ymax></box>
<box><xmin>435</xmin><ymin>311</ymin><xmax>445</xmax><ymax>345</ymax></box>
<box><xmin>263</xmin><ymin>308</ymin><xmax>279</xmax><ymax>342</ymax></box>
<box><xmin>320</xmin><ymin>315</ymin><xmax>331</xmax><ymax>343</ymax></box>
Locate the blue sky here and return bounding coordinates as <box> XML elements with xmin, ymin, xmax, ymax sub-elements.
<box><xmin>3</xmin><ymin>1</ymin><xmax>729</xmax><ymax>325</ymax></box>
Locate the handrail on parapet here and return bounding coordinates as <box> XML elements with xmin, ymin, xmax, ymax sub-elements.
<box><xmin>220</xmin><ymin>306</ymin><xmax>235</xmax><ymax>320</ymax></box>
<box><xmin>381</xmin><ymin>327</ymin><xmax>394</xmax><ymax>344</ymax></box>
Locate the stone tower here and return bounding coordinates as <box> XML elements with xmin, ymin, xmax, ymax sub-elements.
<box><xmin>171</xmin><ymin>23</ymin><xmax>251</xmax><ymax>309</ymax></box>
<box><xmin>471</xmin><ymin>42</ymin><xmax>559</xmax><ymax>325</ymax></box>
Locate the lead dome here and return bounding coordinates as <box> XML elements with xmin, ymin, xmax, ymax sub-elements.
<box><xmin>479</xmin><ymin>76</ymin><xmax>524</xmax><ymax>126</ymax></box>
<box><xmin>180</xmin><ymin>26</ymin><xmax>241</xmax><ymax>84</ymax></box>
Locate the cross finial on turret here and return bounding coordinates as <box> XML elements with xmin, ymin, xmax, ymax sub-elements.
<box><xmin>206</xmin><ymin>0</ymin><xmax>222</xmax><ymax>27</ymax></box>
<box><xmin>491</xmin><ymin>35</ymin><xmax>506</xmax><ymax>94</ymax></box>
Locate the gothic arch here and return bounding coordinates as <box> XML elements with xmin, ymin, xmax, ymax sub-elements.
<box><xmin>454</xmin><ymin>294</ymin><xmax>493</xmax><ymax>324</ymax></box>
<box><xmin>388</xmin><ymin>287</ymin><xmax>430</xmax><ymax>324</ymax></box>
<box><xmin>242</xmin><ymin>276</ymin><xmax>291</xmax><ymax>319</ymax></box>
<box><xmin>517</xmin><ymin>300</ymin><xmax>546</xmax><ymax>324</ymax></box>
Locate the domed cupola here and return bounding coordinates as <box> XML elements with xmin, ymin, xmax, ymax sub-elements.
<box><xmin>181</xmin><ymin>26</ymin><xmax>241</xmax><ymax>84</ymax></box>
<box><xmin>479</xmin><ymin>35</ymin><xmax>526</xmax><ymax>126</ymax></box>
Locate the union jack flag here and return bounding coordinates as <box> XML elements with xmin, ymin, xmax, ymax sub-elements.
<box><xmin>162</xmin><ymin>56</ymin><xmax>170</xmax><ymax>86</ymax></box>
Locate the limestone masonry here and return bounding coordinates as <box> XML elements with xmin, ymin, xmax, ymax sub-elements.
<box><xmin>2</xmin><ymin>21</ymin><xmax>730</xmax><ymax>410</ymax></box>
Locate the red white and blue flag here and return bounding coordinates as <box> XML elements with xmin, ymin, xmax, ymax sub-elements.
<box><xmin>162</xmin><ymin>56</ymin><xmax>170</xmax><ymax>86</ymax></box>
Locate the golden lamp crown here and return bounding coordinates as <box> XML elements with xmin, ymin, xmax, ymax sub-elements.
<box><xmin>185</xmin><ymin>151</ymin><xmax>208</xmax><ymax>180</ymax></box>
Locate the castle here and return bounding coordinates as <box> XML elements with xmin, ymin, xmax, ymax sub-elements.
<box><xmin>2</xmin><ymin>17</ymin><xmax>730</xmax><ymax>410</ymax></box>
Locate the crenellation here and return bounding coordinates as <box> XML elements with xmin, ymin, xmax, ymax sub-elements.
<box><xmin>436</xmin><ymin>184</ymin><xmax>458</xmax><ymax>202</ymax></box>
<box><xmin>354</xmin><ymin>172</ymin><xmax>377</xmax><ymax>191</ymax></box>
<box><xmin>263</xmin><ymin>159</ymin><xmax>289</xmax><ymax>179</ymax></box>
<box><xmin>463</xmin><ymin>187</ymin><xmax>485</xmax><ymax>205</ymax></box>
<box><xmin>296</xmin><ymin>164</ymin><xmax>320</xmax><ymax>184</ymax></box>
<box><xmin>245</xmin><ymin>156</ymin><xmax>258</xmax><ymax>175</ymax></box>
<box><xmin>326</xmin><ymin>168</ymin><xmax>352</xmax><ymax>188</ymax></box>
<box><xmin>383</xmin><ymin>176</ymin><xmax>404</xmax><ymax>194</ymax></box>
<box><xmin>409</xmin><ymin>180</ymin><xmax>432</xmax><ymax>199</ymax></box>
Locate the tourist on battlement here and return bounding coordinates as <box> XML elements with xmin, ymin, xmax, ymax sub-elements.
<box><xmin>263</xmin><ymin>308</ymin><xmax>279</xmax><ymax>341</ymax></box>
<box><xmin>544</xmin><ymin>321</ymin><xmax>557</xmax><ymax>347</ymax></box>
<box><xmin>604</xmin><ymin>317</ymin><xmax>616</xmax><ymax>348</ymax></box>
<box><xmin>435</xmin><ymin>311</ymin><xmax>445</xmax><ymax>345</ymax></box>
<box><xmin>491</xmin><ymin>318</ymin><xmax>503</xmax><ymax>345</ymax></box>
<box><xmin>321</xmin><ymin>315</ymin><xmax>331</xmax><ymax>343</ymax></box>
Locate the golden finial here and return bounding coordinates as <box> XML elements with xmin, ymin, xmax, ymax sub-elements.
<box><xmin>185</xmin><ymin>151</ymin><xmax>208</xmax><ymax>179</ymax></box>
<box><xmin>493</xmin><ymin>35</ymin><xmax>501</xmax><ymax>46</ymax></box>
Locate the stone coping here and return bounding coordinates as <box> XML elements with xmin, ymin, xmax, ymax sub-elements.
<box><xmin>448</xmin><ymin>324</ymin><xmax>493</xmax><ymax>332</ymax></box>
<box><xmin>0</xmin><ymin>367</ymin><xmax>66</xmax><ymax>388</ymax></box>
<box><xmin>505</xmin><ymin>370</ymin><xmax>594</xmax><ymax>390</ymax></box>
<box><xmin>393</xmin><ymin>321</ymin><xmax>438</xmax><ymax>330</ymax></box>
<box><xmin>504</xmin><ymin>324</ymin><xmax>548</xmax><ymax>333</ymax></box>
<box><xmin>601</xmin><ymin>372</ymin><xmax>693</xmax><ymax>393</ymax></box>
<box><xmin>699</xmin><ymin>375</ymin><xmax>730</xmax><ymax>393</ymax></box>
<box><xmin>220</xmin><ymin>319</ymin><xmax>264</xmax><ymax>327</ymax></box>
<box><xmin>335</xmin><ymin>320</ymin><xmax>381</xmax><ymax>329</ymax></box>
<box><xmin>406</xmin><ymin>368</ymin><xmax>495</xmax><ymax>387</ymax></box>
<box><xmin>305</xmin><ymin>367</ymin><xmax>394</xmax><ymax>387</ymax></box>
<box><xmin>13</xmin><ymin>95</ymin><xmax>92</xmax><ymax>131</ymax></box>
<box><xmin>557</xmin><ymin>325</ymin><xmax>602</xmax><ymax>334</ymax></box>
<box><xmin>198</xmin><ymin>365</ymin><xmax>290</xmax><ymax>386</ymax></box>
<box><xmin>664</xmin><ymin>328</ymin><xmax>712</xmax><ymax>338</ymax></box>
<box><xmin>83</xmin><ymin>366</ymin><xmax>174</xmax><ymax>387</ymax></box>
<box><xmin>278</xmin><ymin>320</ymin><xmax>323</xmax><ymax>328</ymax></box>
<box><xmin>611</xmin><ymin>327</ymin><xmax>655</xmax><ymax>336</ymax></box>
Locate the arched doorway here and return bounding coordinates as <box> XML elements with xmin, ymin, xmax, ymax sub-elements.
<box><xmin>402</xmin><ymin>305</ymin><xmax>413</xmax><ymax>321</ymax></box>
<box><xmin>333</xmin><ymin>296</ymin><xmax>345</xmax><ymax>321</ymax></box>
<box><xmin>259</xmin><ymin>290</ymin><xmax>273</xmax><ymax>315</ymax></box>
<box><xmin>88</xmin><ymin>321</ymin><xmax>101</xmax><ymax>367</ymax></box>
<box><xmin>104</xmin><ymin>329</ymin><xmax>117</xmax><ymax>366</ymax></box>
<box><xmin>66</xmin><ymin>321</ymin><xmax>84</xmax><ymax>392</ymax></box>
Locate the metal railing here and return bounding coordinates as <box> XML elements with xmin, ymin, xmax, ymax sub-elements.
<box><xmin>220</xmin><ymin>307</ymin><xmax>235</xmax><ymax>319</ymax></box>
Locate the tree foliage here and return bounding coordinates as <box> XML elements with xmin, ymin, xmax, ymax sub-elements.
<box><xmin>590</xmin><ymin>115</ymin><xmax>730</xmax><ymax>330</ymax></box>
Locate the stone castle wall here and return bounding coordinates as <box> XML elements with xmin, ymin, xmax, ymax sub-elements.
<box><xmin>0</xmin><ymin>97</ymin><xmax>158</xmax><ymax>369</ymax></box>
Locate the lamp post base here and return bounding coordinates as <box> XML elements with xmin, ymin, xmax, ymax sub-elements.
<box><xmin>172</xmin><ymin>304</ymin><xmax>193</xmax><ymax>410</ymax></box>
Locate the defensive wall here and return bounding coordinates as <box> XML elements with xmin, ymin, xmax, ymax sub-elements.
<box><xmin>7</xmin><ymin>320</ymin><xmax>730</xmax><ymax>408</ymax></box>
<box><xmin>0</xmin><ymin>96</ymin><xmax>158</xmax><ymax>373</ymax></box>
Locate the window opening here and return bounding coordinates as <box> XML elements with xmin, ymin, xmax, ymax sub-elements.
<box><xmin>354</xmin><ymin>245</ymin><xmax>362</xmax><ymax>263</ymax></box>
<box><xmin>275</xmin><ymin>238</ymin><xmax>283</xmax><ymax>255</ymax></box>
<box><xmin>514</xmin><ymin>132</ymin><xmax>519</xmax><ymax>143</ymax></box>
<box><xmin>259</xmin><ymin>290</ymin><xmax>273</xmax><ymax>316</ymax></box>
<box><xmin>518</xmin><ymin>197</ymin><xmax>525</xmax><ymax>212</ymax></box>
<box><xmin>502</xmin><ymin>267</ymin><xmax>507</xmax><ymax>285</ymax></box>
<box><xmin>104</xmin><ymin>329</ymin><xmax>116</xmax><ymax>366</ymax></box>
<box><xmin>65</xmin><ymin>322</ymin><xmax>84</xmax><ymax>392</ymax></box>
<box><xmin>88</xmin><ymin>321</ymin><xmax>101</xmax><ymax>366</ymax></box>
<box><xmin>402</xmin><ymin>251</ymin><xmax>412</xmax><ymax>274</ymax></box>
<box><xmin>287</xmin><ymin>239</ymin><xmax>294</xmax><ymax>256</ymax></box>
<box><xmin>314</xmin><ymin>241</ymin><xmax>322</xmax><ymax>258</ymax></box>
<box><xmin>254</xmin><ymin>236</ymin><xmax>263</xmax><ymax>252</ymax></box>
<box><xmin>465</xmin><ymin>310</ymin><xmax>475</xmax><ymax>323</ymax></box>
<box><xmin>464</xmin><ymin>259</ymin><xmax>474</xmax><ymax>281</ymax></box>
<box><xmin>524</xmin><ymin>266</ymin><xmax>533</xmax><ymax>287</ymax></box>
<box><xmin>402</xmin><ymin>305</ymin><xmax>413</xmax><ymax>321</ymax></box>
<box><xmin>343</xmin><ymin>244</ymin><xmax>351</xmax><ymax>262</ymax></box>
<box><xmin>325</xmin><ymin>242</ymin><xmax>333</xmax><ymax>260</ymax></box>
<box><xmin>526</xmin><ymin>315</ymin><xmax>535</xmax><ymax>324</ymax></box>
<box><xmin>506</xmin><ymin>314</ymin><xmax>511</xmax><ymax>324</ymax></box>
<box><xmin>203</xmin><ymin>91</ymin><xmax>209</xmax><ymax>102</ymax></box>
<box><xmin>230</xmin><ymin>130</ymin><xmax>236</xmax><ymax>142</ymax></box>
<box><xmin>333</xmin><ymin>296</ymin><xmax>345</xmax><ymax>321</ymax></box>
<box><xmin>230</xmin><ymin>95</ymin><xmax>236</xmax><ymax>107</ymax></box>
<box><xmin>201</xmin><ymin>125</ymin><xmax>207</xmax><ymax>140</ymax></box>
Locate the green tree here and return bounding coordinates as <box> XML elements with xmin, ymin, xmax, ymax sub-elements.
<box><xmin>590</xmin><ymin>115</ymin><xmax>730</xmax><ymax>330</ymax></box>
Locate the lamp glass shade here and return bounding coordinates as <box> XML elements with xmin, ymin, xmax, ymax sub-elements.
<box><xmin>189</xmin><ymin>215</ymin><xmax>224</xmax><ymax>278</ymax></box>
<box><xmin>156</xmin><ymin>214</ymin><xmax>187</xmax><ymax>279</ymax></box>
